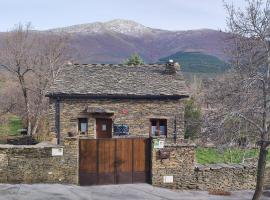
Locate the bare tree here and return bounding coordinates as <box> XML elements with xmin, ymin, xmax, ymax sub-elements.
<box><xmin>204</xmin><ymin>1</ymin><xmax>270</xmax><ymax>199</ymax></box>
<box><xmin>0</xmin><ymin>23</ymin><xmax>70</xmax><ymax>136</ymax></box>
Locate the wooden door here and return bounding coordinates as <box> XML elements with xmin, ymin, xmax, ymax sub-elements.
<box><xmin>96</xmin><ymin>118</ymin><xmax>112</xmax><ymax>138</ymax></box>
<box><xmin>79</xmin><ymin>138</ymin><xmax>151</xmax><ymax>185</ymax></box>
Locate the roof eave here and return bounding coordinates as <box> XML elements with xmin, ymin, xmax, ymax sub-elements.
<box><xmin>45</xmin><ymin>93</ymin><xmax>189</xmax><ymax>100</ymax></box>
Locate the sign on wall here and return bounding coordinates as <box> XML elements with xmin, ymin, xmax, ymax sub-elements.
<box><xmin>52</xmin><ymin>148</ymin><xmax>64</xmax><ymax>156</ymax></box>
<box><xmin>120</xmin><ymin>109</ymin><xmax>129</xmax><ymax>115</ymax></box>
<box><xmin>113</xmin><ymin>124</ymin><xmax>129</xmax><ymax>136</ymax></box>
<box><xmin>153</xmin><ymin>139</ymin><xmax>165</xmax><ymax>149</ymax></box>
<box><xmin>163</xmin><ymin>176</ymin><xmax>173</xmax><ymax>183</ymax></box>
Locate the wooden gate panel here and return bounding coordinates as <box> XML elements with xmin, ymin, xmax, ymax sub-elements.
<box><xmin>79</xmin><ymin>138</ymin><xmax>151</xmax><ymax>185</ymax></box>
<box><xmin>116</xmin><ymin>139</ymin><xmax>133</xmax><ymax>184</ymax></box>
<box><xmin>133</xmin><ymin>138</ymin><xmax>150</xmax><ymax>183</ymax></box>
<box><xmin>79</xmin><ymin>139</ymin><xmax>98</xmax><ymax>185</ymax></box>
<box><xmin>98</xmin><ymin>139</ymin><xmax>115</xmax><ymax>184</ymax></box>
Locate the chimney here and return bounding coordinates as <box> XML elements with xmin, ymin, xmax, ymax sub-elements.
<box><xmin>165</xmin><ymin>60</ymin><xmax>180</xmax><ymax>74</ymax></box>
<box><xmin>66</xmin><ymin>61</ymin><xmax>73</xmax><ymax>65</ymax></box>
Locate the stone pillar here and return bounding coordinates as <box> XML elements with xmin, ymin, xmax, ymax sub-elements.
<box><xmin>151</xmin><ymin>138</ymin><xmax>196</xmax><ymax>189</ymax></box>
<box><xmin>62</xmin><ymin>137</ymin><xmax>79</xmax><ymax>184</ymax></box>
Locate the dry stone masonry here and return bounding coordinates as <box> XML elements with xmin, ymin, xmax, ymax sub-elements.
<box><xmin>0</xmin><ymin>138</ymin><xmax>78</xmax><ymax>184</ymax></box>
<box><xmin>151</xmin><ymin>138</ymin><xmax>270</xmax><ymax>191</ymax></box>
<box><xmin>195</xmin><ymin>164</ymin><xmax>258</xmax><ymax>190</ymax></box>
<box><xmin>0</xmin><ymin>136</ymin><xmax>269</xmax><ymax>190</ymax></box>
<box><xmin>46</xmin><ymin>63</ymin><xmax>189</xmax><ymax>144</ymax></box>
<box><xmin>151</xmin><ymin>139</ymin><xmax>196</xmax><ymax>189</ymax></box>
<box><xmin>48</xmin><ymin>99</ymin><xmax>185</xmax><ymax>142</ymax></box>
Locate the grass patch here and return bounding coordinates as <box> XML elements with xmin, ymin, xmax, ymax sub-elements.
<box><xmin>196</xmin><ymin>147</ymin><xmax>270</xmax><ymax>164</ymax></box>
<box><xmin>0</xmin><ymin>115</ymin><xmax>22</xmax><ymax>136</ymax></box>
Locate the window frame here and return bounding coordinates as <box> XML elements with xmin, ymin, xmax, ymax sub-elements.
<box><xmin>149</xmin><ymin>118</ymin><xmax>167</xmax><ymax>137</ymax></box>
<box><xmin>78</xmin><ymin>118</ymin><xmax>88</xmax><ymax>134</ymax></box>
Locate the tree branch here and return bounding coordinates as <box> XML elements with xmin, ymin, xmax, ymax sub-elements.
<box><xmin>231</xmin><ymin>112</ymin><xmax>264</xmax><ymax>134</ymax></box>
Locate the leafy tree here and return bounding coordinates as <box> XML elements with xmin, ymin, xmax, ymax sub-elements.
<box><xmin>184</xmin><ymin>98</ymin><xmax>201</xmax><ymax>140</ymax></box>
<box><xmin>124</xmin><ymin>53</ymin><xmax>144</xmax><ymax>65</ymax></box>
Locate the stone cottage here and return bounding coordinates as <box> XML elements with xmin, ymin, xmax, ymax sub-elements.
<box><xmin>45</xmin><ymin>61</ymin><xmax>191</xmax><ymax>185</ymax></box>
<box><xmin>46</xmin><ymin>62</ymin><xmax>189</xmax><ymax>144</ymax></box>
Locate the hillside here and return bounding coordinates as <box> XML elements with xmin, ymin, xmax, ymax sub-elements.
<box><xmin>159</xmin><ymin>51</ymin><xmax>229</xmax><ymax>74</ymax></box>
<box><xmin>48</xmin><ymin>19</ymin><xmax>232</xmax><ymax>64</ymax></box>
<box><xmin>0</xmin><ymin>19</ymin><xmax>232</xmax><ymax>74</ymax></box>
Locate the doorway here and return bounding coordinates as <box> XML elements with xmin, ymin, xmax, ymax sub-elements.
<box><xmin>96</xmin><ymin>118</ymin><xmax>112</xmax><ymax>138</ymax></box>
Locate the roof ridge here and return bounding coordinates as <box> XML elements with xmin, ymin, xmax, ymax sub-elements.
<box><xmin>69</xmin><ymin>63</ymin><xmax>165</xmax><ymax>67</ymax></box>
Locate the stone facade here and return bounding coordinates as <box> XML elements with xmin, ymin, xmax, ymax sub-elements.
<box><xmin>0</xmin><ymin>138</ymin><xmax>78</xmax><ymax>184</ymax></box>
<box><xmin>48</xmin><ymin>99</ymin><xmax>185</xmax><ymax>142</ymax></box>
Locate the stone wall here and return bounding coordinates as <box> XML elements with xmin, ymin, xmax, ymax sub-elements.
<box><xmin>151</xmin><ymin>138</ymin><xmax>270</xmax><ymax>191</ymax></box>
<box><xmin>48</xmin><ymin>99</ymin><xmax>185</xmax><ymax>142</ymax></box>
<box><xmin>195</xmin><ymin>164</ymin><xmax>270</xmax><ymax>190</ymax></box>
<box><xmin>195</xmin><ymin>164</ymin><xmax>257</xmax><ymax>190</ymax></box>
<box><xmin>0</xmin><ymin>134</ymin><xmax>269</xmax><ymax>190</ymax></box>
<box><xmin>6</xmin><ymin>136</ymin><xmax>37</xmax><ymax>145</ymax></box>
<box><xmin>0</xmin><ymin>138</ymin><xmax>78</xmax><ymax>184</ymax></box>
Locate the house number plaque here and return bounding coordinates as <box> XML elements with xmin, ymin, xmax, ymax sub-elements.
<box><xmin>52</xmin><ymin>148</ymin><xmax>64</xmax><ymax>156</ymax></box>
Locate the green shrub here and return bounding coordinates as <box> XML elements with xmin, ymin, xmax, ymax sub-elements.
<box><xmin>0</xmin><ymin>115</ymin><xmax>22</xmax><ymax>136</ymax></box>
<box><xmin>184</xmin><ymin>98</ymin><xmax>201</xmax><ymax>140</ymax></box>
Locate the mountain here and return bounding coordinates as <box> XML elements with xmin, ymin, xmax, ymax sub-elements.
<box><xmin>48</xmin><ymin>19</ymin><xmax>232</xmax><ymax>64</ymax></box>
<box><xmin>0</xmin><ymin>19</ymin><xmax>232</xmax><ymax>73</ymax></box>
<box><xmin>51</xmin><ymin>19</ymin><xmax>155</xmax><ymax>37</ymax></box>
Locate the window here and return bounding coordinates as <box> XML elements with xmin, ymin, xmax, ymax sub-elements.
<box><xmin>150</xmin><ymin>119</ymin><xmax>167</xmax><ymax>136</ymax></box>
<box><xmin>78</xmin><ymin>118</ymin><xmax>88</xmax><ymax>134</ymax></box>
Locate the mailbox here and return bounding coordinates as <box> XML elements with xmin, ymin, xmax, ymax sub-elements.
<box><xmin>157</xmin><ymin>149</ymin><xmax>170</xmax><ymax>160</ymax></box>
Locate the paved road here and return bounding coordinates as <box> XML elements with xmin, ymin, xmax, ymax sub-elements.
<box><xmin>0</xmin><ymin>183</ymin><xmax>268</xmax><ymax>200</ymax></box>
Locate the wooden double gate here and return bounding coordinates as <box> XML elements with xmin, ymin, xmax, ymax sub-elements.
<box><xmin>79</xmin><ymin>138</ymin><xmax>151</xmax><ymax>185</ymax></box>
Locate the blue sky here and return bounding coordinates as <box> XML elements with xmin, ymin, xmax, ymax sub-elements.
<box><xmin>1</xmin><ymin>0</ymin><xmax>246</xmax><ymax>31</ymax></box>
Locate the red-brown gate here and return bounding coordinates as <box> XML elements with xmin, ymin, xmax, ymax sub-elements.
<box><xmin>79</xmin><ymin>138</ymin><xmax>151</xmax><ymax>185</ymax></box>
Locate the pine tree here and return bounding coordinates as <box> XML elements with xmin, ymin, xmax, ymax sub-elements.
<box><xmin>124</xmin><ymin>53</ymin><xmax>144</xmax><ymax>65</ymax></box>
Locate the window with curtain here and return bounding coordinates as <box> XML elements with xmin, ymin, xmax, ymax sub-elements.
<box><xmin>78</xmin><ymin>118</ymin><xmax>88</xmax><ymax>134</ymax></box>
<box><xmin>150</xmin><ymin>119</ymin><xmax>167</xmax><ymax>136</ymax></box>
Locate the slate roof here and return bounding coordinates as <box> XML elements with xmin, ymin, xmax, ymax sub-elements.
<box><xmin>46</xmin><ymin>63</ymin><xmax>189</xmax><ymax>99</ymax></box>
